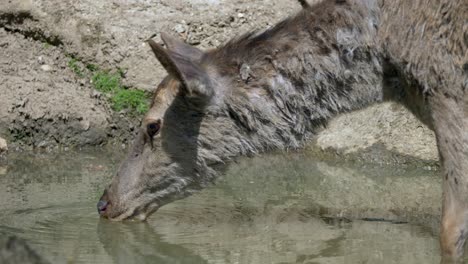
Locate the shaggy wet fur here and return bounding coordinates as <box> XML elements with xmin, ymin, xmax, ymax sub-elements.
<box><xmin>100</xmin><ymin>0</ymin><xmax>467</xmax><ymax>260</ymax></box>
<box><xmin>206</xmin><ymin>0</ymin><xmax>383</xmax><ymax>152</ymax></box>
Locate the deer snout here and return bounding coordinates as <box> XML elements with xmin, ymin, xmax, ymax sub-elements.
<box><xmin>97</xmin><ymin>189</ymin><xmax>111</xmax><ymax>217</ymax></box>
<box><xmin>97</xmin><ymin>199</ymin><xmax>109</xmax><ymax>214</ymax></box>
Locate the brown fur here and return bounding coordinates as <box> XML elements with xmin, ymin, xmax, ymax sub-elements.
<box><xmin>99</xmin><ymin>0</ymin><xmax>468</xmax><ymax>260</ymax></box>
<box><xmin>379</xmin><ymin>0</ymin><xmax>467</xmax><ymax>260</ymax></box>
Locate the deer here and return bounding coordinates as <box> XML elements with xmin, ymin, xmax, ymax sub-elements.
<box><xmin>97</xmin><ymin>0</ymin><xmax>467</xmax><ymax>261</ymax></box>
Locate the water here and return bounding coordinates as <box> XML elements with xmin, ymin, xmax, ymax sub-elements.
<box><xmin>0</xmin><ymin>149</ymin><xmax>446</xmax><ymax>263</ymax></box>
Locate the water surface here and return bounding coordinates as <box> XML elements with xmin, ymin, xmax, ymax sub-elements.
<box><xmin>0</xmin><ymin>149</ymin><xmax>445</xmax><ymax>263</ymax></box>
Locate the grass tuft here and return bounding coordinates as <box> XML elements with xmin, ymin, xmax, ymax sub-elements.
<box><xmin>91</xmin><ymin>70</ymin><xmax>149</xmax><ymax>115</ymax></box>
<box><xmin>91</xmin><ymin>71</ymin><xmax>121</xmax><ymax>93</ymax></box>
<box><xmin>67</xmin><ymin>58</ymin><xmax>83</xmax><ymax>77</ymax></box>
<box><xmin>111</xmin><ymin>89</ymin><xmax>149</xmax><ymax>114</ymax></box>
<box><xmin>86</xmin><ymin>64</ymin><xmax>98</xmax><ymax>72</ymax></box>
<box><xmin>67</xmin><ymin>58</ymin><xmax>149</xmax><ymax>115</ymax></box>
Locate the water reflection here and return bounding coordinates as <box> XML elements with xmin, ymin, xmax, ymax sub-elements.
<box><xmin>97</xmin><ymin>220</ymin><xmax>207</xmax><ymax>264</ymax></box>
<box><xmin>0</xmin><ymin>149</ymin><xmax>446</xmax><ymax>263</ymax></box>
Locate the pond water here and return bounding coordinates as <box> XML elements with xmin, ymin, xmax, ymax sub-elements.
<box><xmin>0</xmin><ymin>149</ymin><xmax>449</xmax><ymax>263</ymax></box>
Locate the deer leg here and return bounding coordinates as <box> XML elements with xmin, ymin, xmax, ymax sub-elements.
<box><xmin>430</xmin><ymin>94</ymin><xmax>468</xmax><ymax>262</ymax></box>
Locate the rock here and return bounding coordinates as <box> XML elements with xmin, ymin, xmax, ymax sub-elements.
<box><xmin>173</xmin><ymin>24</ymin><xmax>186</xmax><ymax>34</ymax></box>
<box><xmin>91</xmin><ymin>90</ymin><xmax>102</xmax><ymax>99</ymax></box>
<box><xmin>0</xmin><ymin>137</ymin><xmax>7</xmax><ymax>153</ymax></box>
<box><xmin>40</xmin><ymin>65</ymin><xmax>52</xmax><ymax>72</ymax></box>
<box><xmin>37</xmin><ymin>141</ymin><xmax>48</xmax><ymax>148</ymax></box>
<box><xmin>315</xmin><ymin>102</ymin><xmax>438</xmax><ymax>164</ymax></box>
<box><xmin>37</xmin><ymin>56</ymin><xmax>45</xmax><ymax>65</ymax></box>
<box><xmin>0</xmin><ymin>235</ymin><xmax>49</xmax><ymax>264</ymax></box>
<box><xmin>16</xmin><ymin>98</ymin><xmax>29</xmax><ymax>108</ymax></box>
<box><xmin>0</xmin><ymin>166</ymin><xmax>7</xmax><ymax>175</ymax></box>
<box><xmin>80</xmin><ymin>119</ymin><xmax>91</xmax><ymax>131</ymax></box>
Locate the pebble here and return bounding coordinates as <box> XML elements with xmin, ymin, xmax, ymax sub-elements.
<box><xmin>174</xmin><ymin>24</ymin><xmax>186</xmax><ymax>33</ymax></box>
<box><xmin>40</xmin><ymin>65</ymin><xmax>52</xmax><ymax>72</ymax></box>
<box><xmin>0</xmin><ymin>137</ymin><xmax>7</xmax><ymax>153</ymax></box>
<box><xmin>16</xmin><ymin>98</ymin><xmax>29</xmax><ymax>108</ymax></box>
<box><xmin>80</xmin><ymin>120</ymin><xmax>91</xmax><ymax>131</ymax></box>
<box><xmin>37</xmin><ymin>141</ymin><xmax>48</xmax><ymax>148</ymax></box>
<box><xmin>91</xmin><ymin>90</ymin><xmax>102</xmax><ymax>99</ymax></box>
<box><xmin>344</xmin><ymin>69</ymin><xmax>352</xmax><ymax>79</ymax></box>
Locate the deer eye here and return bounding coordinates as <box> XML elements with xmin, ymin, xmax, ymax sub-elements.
<box><xmin>147</xmin><ymin>121</ymin><xmax>161</xmax><ymax>138</ymax></box>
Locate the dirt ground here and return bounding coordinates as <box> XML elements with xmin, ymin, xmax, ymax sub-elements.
<box><xmin>0</xmin><ymin>0</ymin><xmax>437</xmax><ymax>163</ymax></box>
<box><xmin>0</xmin><ymin>0</ymin><xmax>302</xmax><ymax>150</ymax></box>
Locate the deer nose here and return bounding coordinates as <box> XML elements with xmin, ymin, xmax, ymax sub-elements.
<box><xmin>97</xmin><ymin>200</ymin><xmax>108</xmax><ymax>214</ymax></box>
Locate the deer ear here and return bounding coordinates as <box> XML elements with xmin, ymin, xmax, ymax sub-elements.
<box><xmin>148</xmin><ymin>39</ymin><xmax>214</xmax><ymax>100</ymax></box>
<box><xmin>160</xmin><ymin>33</ymin><xmax>204</xmax><ymax>62</ymax></box>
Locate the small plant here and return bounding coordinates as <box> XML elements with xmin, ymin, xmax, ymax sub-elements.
<box><xmin>91</xmin><ymin>70</ymin><xmax>149</xmax><ymax>115</ymax></box>
<box><xmin>112</xmin><ymin>89</ymin><xmax>149</xmax><ymax>114</ymax></box>
<box><xmin>67</xmin><ymin>58</ymin><xmax>83</xmax><ymax>77</ymax></box>
<box><xmin>67</xmin><ymin>57</ymin><xmax>149</xmax><ymax>115</ymax></box>
<box><xmin>86</xmin><ymin>63</ymin><xmax>98</xmax><ymax>72</ymax></box>
<box><xmin>91</xmin><ymin>71</ymin><xmax>121</xmax><ymax>93</ymax></box>
<box><xmin>117</xmin><ymin>67</ymin><xmax>127</xmax><ymax>77</ymax></box>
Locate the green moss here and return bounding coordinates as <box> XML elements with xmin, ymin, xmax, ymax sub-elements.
<box><xmin>91</xmin><ymin>70</ymin><xmax>149</xmax><ymax>115</ymax></box>
<box><xmin>86</xmin><ymin>63</ymin><xmax>98</xmax><ymax>72</ymax></box>
<box><xmin>67</xmin><ymin>58</ymin><xmax>83</xmax><ymax>77</ymax></box>
<box><xmin>111</xmin><ymin>89</ymin><xmax>149</xmax><ymax>114</ymax></box>
<box><xmin>67</xmin><ymin>58</ymin><xmax>149</xmax><ymax>115</ymax></box>
<box><xmin>117</xmin><ymin>67</ymin><xmax>127</xmax><ymax>77</ymax></box>
<box><xmin>91</xmin><ymin>71</ymin><xmax>121</xmax><ymax>93</ymax></box>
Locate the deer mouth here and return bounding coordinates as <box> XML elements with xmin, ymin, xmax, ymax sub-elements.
<box><xmin>98</xmin><ymin>199</ymin><xmax>160</xmax><ymax>222</ymax></box>
<box><xmin>124</xmin><ymin>203</ymin><xmax>160</xmax><ymax>221</ymax></box>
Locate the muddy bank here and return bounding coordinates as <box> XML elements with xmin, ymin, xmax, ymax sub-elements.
<box><xmin>0</xmin><ymin>0</ymin><xmax>300</xmax><ymax>150</ymax></box>
<box><xmin>0</xmin><ymin>0</ymin><xmax>437</xmax><ymax>165</ymax></box>
<box><xmin>0</xmin><ymin>28</ymin><xmax>111</xmax><ymax>149</ymax></box>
